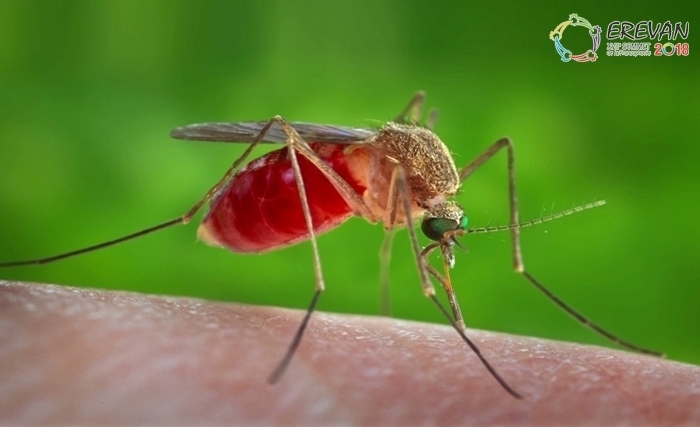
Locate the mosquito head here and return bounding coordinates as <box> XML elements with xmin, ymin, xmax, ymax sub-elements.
<box><xmin>421</xmin><ymin>201</ymin><xmax>467</xmax><ymax>242</ymax></box>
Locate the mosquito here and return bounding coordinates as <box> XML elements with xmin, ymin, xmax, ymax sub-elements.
<box><xmin>0</xmin><ymin>92</ymin><xmax>661</xmax><ymax>399</ymax></box>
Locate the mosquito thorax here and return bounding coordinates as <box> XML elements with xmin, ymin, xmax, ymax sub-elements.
<box><xmin>421</xmin><ymin>201</ymin><xmax>467</xmax><ymax>241</ymax></box>
<box><xmin>373</xmin><ymin>122</ymin><xmax>460</xmax><ymax>201</ymax></box>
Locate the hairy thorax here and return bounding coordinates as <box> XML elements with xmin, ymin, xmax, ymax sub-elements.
<box><xmin>345</xmin><ymin>122</ymin><xmax>461</xmax><ymax>225</ymax></box>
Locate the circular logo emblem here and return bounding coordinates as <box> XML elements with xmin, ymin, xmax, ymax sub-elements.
<box><xmin>549</xmin><ymin>14</ymin><xmax>601</xmax><ymax>62</ymax></box>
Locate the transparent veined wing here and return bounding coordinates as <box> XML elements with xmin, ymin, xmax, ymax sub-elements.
<box><xmin>170</xmin><ymin>121</ymin><xmax>378</xmax><ymax>145</ymax></box>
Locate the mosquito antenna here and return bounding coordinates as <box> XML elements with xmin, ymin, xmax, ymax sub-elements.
<box><xmin>465</xmin><ymin>200</ymin><xmax>606</xmax><ymax>235</ymax></box>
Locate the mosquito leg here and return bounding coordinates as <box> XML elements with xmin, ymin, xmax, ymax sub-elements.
<box><xmin>388</xmin><ymin>165</ymin><xmax>434</xmax><ymax>295</ymax></box>
<box><xmin>378</xmin><ymin>93</ymin><xmax>440</xmax><ymax>314</ymax></box>
<box><xmin>264</xmin><ymin>117</ymin><xmax>330</xmax><ymax>383</ymax></box>
<box><xmin>377</xmin><ymin>158</ymin><xmax>407</xmax><ymax>317</ymax></box>
<box><xmin>393</xmin><ymin>164</ymin><xmax>522</xmax><ymax>399</ymax></box>
<box><xmin>284</xmin><ymin>126</ymin><xmax>325</xmax><ymax>292</ymax></box>
<box><xmin>266</xmin><ymin>114</ymin><xmax>391</xmax><ymax>382</ymax></box>
<box><xmin>394</xmin><ymin>91</ymin><xmax>426</xmax><ymax>125</ymax></box>
<box><xmin>458</xmin><ymin>138</ymin><xmax>662</xmax><ymax>357</ymax></box>
<box><xmin>425</xmin><ymin>108</ymin><xmax>440</xmax><ymax>131</ymax></box>
<box><xmin>0</xmin><ymin>119</ymin><xmax>280</xmax><ymax>267</ymax></box>
<box><xmin>389</xmin><ymin>164</ymin><xmax>466</xmax><ymax>327</ymax></box>
<box><xmin>267</xmin><ymin>289</ymin><xmax>322</xmax><ymax>384</ymax></box>
<box><xmin>379</xmin><ymin>229</ymin><xmax>397</xmax><ymax>317</ymax></box>
<box><xmin>384</xmin><ymin>156</ymin><xmax>465</xmax><ymax>328</ymax></box>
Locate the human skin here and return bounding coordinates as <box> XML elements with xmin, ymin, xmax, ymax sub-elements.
<box><xmin>1</xmin><ymin>281</ymin><xmax>699</xmax><ymax>426</ymax></box>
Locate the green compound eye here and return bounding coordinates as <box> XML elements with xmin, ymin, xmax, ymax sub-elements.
<box><xmin>421</xmin><ymin>215</ymin><xmax>468</xmax><ymax>241</ymax></box>
<box><xmin>459</xmin><ymin>215</ymin><xmax>468</xmax><ymax>229</ymax></box>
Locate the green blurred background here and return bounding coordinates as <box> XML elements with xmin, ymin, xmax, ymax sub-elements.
<box><xmin>0</xmin><ymin>2</ymin><xmax>698</xmax><ymax>366</ymax></box>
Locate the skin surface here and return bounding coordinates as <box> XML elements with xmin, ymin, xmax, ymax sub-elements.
<box><xmin>1</xmin><ymin>281</ymin><xmax>699</xmax><ymax>426</ymax></box>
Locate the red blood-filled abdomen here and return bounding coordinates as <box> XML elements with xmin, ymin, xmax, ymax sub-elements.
<box><xmin>198</xmin><ymin>143</ymin><xmax>367</xmax><ymax>253</ymax></box>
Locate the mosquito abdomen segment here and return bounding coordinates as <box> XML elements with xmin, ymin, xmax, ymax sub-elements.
<box><xmin>198</xmin><ymin>143</ymin><xmax>367</xmax><ymax>253</ymax></box>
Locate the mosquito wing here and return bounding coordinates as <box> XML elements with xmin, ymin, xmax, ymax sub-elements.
<box><xmin>170</xmin><ymin>121</ymin><xmax>378</xmax><ymax>145</ymax></box>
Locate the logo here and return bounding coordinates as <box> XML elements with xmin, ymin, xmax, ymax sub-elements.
<box><xmin>549</xmin><ymin>14</ymin><xmax>601</xmax><ymax>63</ymax></box>
<box><xmin>549</xmin><ymin>14</ymin><xmax>690</xmax><ymax>61</ymax></box>
<box><xmin>606</xmin><ymin>20</ymin><xmax>689</xmax><ymax>57</ymax></box>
